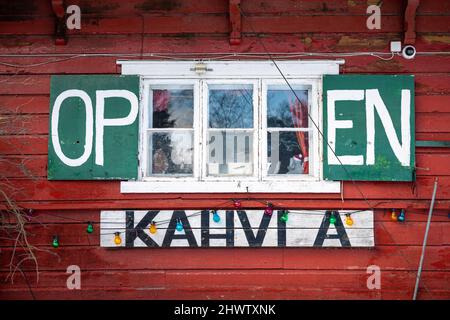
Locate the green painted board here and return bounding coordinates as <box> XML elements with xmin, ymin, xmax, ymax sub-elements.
<box><xmin>323</xmin><ymin>75</ymin><xmax>415</xmax><ymax>181</ymax></box>
<box><xmin>48</xmin><ymin>75</ymin><xmax>140</xmax><ymax>180</ymax></box>
<box><xmin>416</xmin><ymin>140</ymin><xmax>450</xmax><ymax>148</ymax></box>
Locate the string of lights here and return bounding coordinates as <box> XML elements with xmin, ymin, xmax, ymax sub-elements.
<box><xmin>8</xmin><ymin>8</ymin><xmax>446</xmax><ymax>246</ymax></box>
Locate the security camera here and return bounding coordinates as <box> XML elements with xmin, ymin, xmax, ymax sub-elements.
<box><xmin>402</xmin><ymin>45</ymin><xmax>416</xmax><ymax>59</ymax></box>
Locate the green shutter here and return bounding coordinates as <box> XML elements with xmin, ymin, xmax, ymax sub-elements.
<box><xmin>323</xmin><ymin>75</ymin><xmax>415</xmax><ymax>181</ymax></box>
<box><xmin>48</xmin><ymin>75</ymin><xmax>140</xmax><ymax>180</ymax></box>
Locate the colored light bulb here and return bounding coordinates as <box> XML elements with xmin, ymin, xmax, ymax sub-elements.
<box><xmin>25</xmin><ymin>209</ymin><xmax>33</xmax><ymax>222</ymax></box>
<box><xmin>329</xmin><ymin>213</ymin><xmax>337</xmax><ymax>225</ymax></box>
<box><xmin>233</xmin><ymin>200</ymin><xmax>242</xmax><ymax>209</ymax></box>
<box><xmin>264</xmin><ymin>203</ymin><xmax>274</xmax><ymax>216</ymax></box>
<box><xmin>114</xmin><ymin>232</ymin><xmax>122</xmax><ymax>245</ymax></box>
<box><xmin>149</xmin><ymin>221</ymin><xmax>157</xmax><ymax>234</ymax></box>
<box><xmin>52</xmin><ymin>235</ymin><xmax>59</xmax><ymax>248</ymax></box>
<box><xmin>345</xmin><ymin>214</ymin><xmax>354</xmax><ymax>226</ymax></box>
<box><xmin>86</xmin><ymin>222</ymin><xmax>94</xmax><ymax>234</ymax></box>
<box><xmin>212</xmin><ymin>210</ymin><xmax>221</xmax><ymax>223</ymax></box>
<box><xmin>398</xmin><ymin>209</ymin><xmax>405</xmax><ymax>222</ymax></box>
<box><xmin>176</xmin><ymin>219</ymin><xmax>183</xmax><ymax>232</ymax></box>
<box><xmin>391</xmin><ymin>209</ymin><xmax>398</xmax><ymax>221</ymax></box>
<box><xmin>280</xmin><ymin>210</ymin><xmax>289</xmax><ymax>223</ymax></box>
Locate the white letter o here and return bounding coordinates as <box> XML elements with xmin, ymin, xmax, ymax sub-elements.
<box><xmin>51</xmin><ymin>89</ymin><xmax>93</xmax><ymax>167</ymax></box>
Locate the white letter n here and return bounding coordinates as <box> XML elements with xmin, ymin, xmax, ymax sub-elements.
<box><xmin>365</xmin><ymin>89</ymin><xmax>411</xmax><ymax>166</ymax></box>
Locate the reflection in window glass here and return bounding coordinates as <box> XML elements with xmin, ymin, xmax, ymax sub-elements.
<box><xmin>151</xmin><ymin>88</ymin><xmax>193</xmax><ymax>128</ymax></box>
<box><xmin>149</xmin><ymin>132</ymin><xmax>193</xmax><ymax>175</ymax></box>
<box><xmin>208</xmin><ymin>84</ymin><xmax>253</xmax><ymax>128</ymax></box>
<box><xmin>207</xmin><ymin>84</ymin><xmax>254</xmax><ymax>176</ymax></box>
<box><xmin>146</xmin><ymin>85</ymin><xmax>194</xmax><ymax>176</ymax></box>
<box><xmin>267</xmin><ymin>87</ymin><xmax>309</xmax><ymax>128</ymax></box>
<box><xmin>267</xmin><ymin>85</ymin><xmax>310</xmax><ymax>175</ymax></box>
<box><xmin>267</xmin><ymin>132</ymin><xmax>308</xmax><ymax>175</ymax></box>
<box><xmin>207</xmin><ymin>130</ymin><xmax>253</xmax><ymax>176</ymax></box>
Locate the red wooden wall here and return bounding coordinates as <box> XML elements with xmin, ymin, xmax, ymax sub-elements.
<box><xmin>0</xmin><ymin>0</ymin><xmax>449</xmax><ymax>299</ymax></box>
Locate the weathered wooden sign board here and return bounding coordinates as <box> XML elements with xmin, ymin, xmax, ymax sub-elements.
<box><xmin>100</xmin><ymin>210</ymin><xmax>374</xmax><ymax>247</ymax></box>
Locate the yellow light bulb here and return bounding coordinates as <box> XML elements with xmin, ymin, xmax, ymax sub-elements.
<box><xmin>114</xmin><ymin>232</ymin><xmax>122</xmax><ymax>245</ymax></box>
<box><xmin>391</xmin><ymin>210</ymin><xmax>398</xmax><ymax>221</ymax></box>
<box><xmin>345</xmin><ymin>215</ymin><xmax>354</xmax><ymax>226</ymax></box>
<box><xmin>149</xmin><ymin>222</ymin><xmax>157</xmax><ymax>234</ymax></box>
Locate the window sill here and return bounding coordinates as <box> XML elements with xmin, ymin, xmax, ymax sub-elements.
<box><xmin>120</xmin><ymin>180</ymin><xmax>340</xmax><ymax>193</ymax></box>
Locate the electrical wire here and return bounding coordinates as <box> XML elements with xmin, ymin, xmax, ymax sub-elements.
<box><xmin>0</xmin><ymin>50</ymin><xmax>448</xmax><ymax>68</ymax></box>
<box><xmin>238</xmin><ymin>6</ymin><xmax>376</xmax><ymax>211</ymax></box>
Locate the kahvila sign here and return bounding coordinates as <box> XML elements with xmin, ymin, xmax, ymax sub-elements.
<box><xmin>100</xmin><ymin>210</ymin><xmax>374</xmax><ymax>248</ymax></box>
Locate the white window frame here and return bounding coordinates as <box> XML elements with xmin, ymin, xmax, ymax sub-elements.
<box><xmin>202</xmin><ymin>79</ymin><xmax>259</xmax><ymax>181</ymax></box>
<box><xmin>118</xmin><ymin>60</ymin><xmax>343</xmax><ymax>193</ymax></box>
<box><xmin>261</xmin><ymin>79</ymin><xmax>320</xmax><ymax>182</ymax></box>
<box><xmin>140</xmin><ymin>79</ymin><xmax>201</xmax><ymax>181</ymax></box>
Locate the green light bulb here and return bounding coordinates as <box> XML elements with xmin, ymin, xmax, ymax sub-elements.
<box><xmin>52</xmin><ymin>235</ymin><xmax>59</xmax><ymax>248</ymax></box>
<box><xmin>329</xmin><ymin>214</ymin><xmax>337</xmax><ymax>225</ymax></box>
<box><xmin>280</xmin><ymin>210</ymin><xmax>289</xmax><ymax>222</ymax></box>
<box><xmin>86</xmin><ymin>222</ymin><xmax>94</xmax><ymax>234</ymax></box>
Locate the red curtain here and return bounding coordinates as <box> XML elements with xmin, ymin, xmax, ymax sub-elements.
<box><xmin>289</xmin><ymin>99</ymin><xmax>309</xmax><ymax>174</ymax></box>
<box><xmin>153</xmin><ymin>90</ymin><xmax>170</xmax><ymax>112</ymax></box>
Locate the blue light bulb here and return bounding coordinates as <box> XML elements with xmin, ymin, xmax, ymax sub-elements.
<box><xmin>398</xmin><ymin>209</ymin><xmax>405</xmax><ymax>222</ymax></box>
<box><xmin>212</xmin><ymin>210</ymin><xmax>220</xmax><ymax>223</ymax></box>
<box><xmin>175</xmin><ymin>219</ymin><xmax>183</xmax><ymax>232</ymax></box>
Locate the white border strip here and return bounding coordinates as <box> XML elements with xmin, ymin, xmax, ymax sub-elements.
<box><xmin>121</xmin><ymin>180</ymin><xmax>340</xmax><ymax>193</ymax></box>
<box><xmin>118</xmin><ymin>60</ymin><xmax>344</xmax><ymax>78</ymax></box>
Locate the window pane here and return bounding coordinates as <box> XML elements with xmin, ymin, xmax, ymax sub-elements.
<box><xmin>267</xmin><ymin>86</ymin><xmax>309</xmax><ymax>128</ymax></box>
<box><xmin>267</xmin><ymin>131</ymin><xmax>309</xmax><ymax>175</ymax></box>
<box><xmin>207</xmin><ymin>130</ymin><xmax>253</xmax><ymax>176</ymax></box>
<box><xmin>151</xmin><ymin>87</ymin><xmax>193</xmax><ymax>128</ymax></box>
<box><xmin>208</xmin><ymin>84</ymin><xmax>253</xmax><ymax>128</ymax></box>
<box><xmin>148</xmin><ymin>131</ymin><xmax>193</xmax><ymax>175</ymax></box>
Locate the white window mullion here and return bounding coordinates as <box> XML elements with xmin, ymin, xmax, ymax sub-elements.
<box><xmin>257</xmin><ymin>78</ymin><xmax>263</xmax><ymax>182</ymax></box>
<box><xmin>200</xmin><ymin>80</ymin><xmax>207</xmax><ymax>180</ymax></box>
<box><xmin>193</xmin><ymin>80</ymin><xmax>201</xmax><ymax>181</ymax></box>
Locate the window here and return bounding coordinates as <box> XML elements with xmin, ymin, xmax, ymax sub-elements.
<box><xmin>120</xmin><ymin>60</ymin><xmax>342</xmax><ymax>193</ymax></box>
<box><xmin>145</xmin><ymin>84</ymin><xmax>195</xmax><ymax>176</ymax></box>
<box><xmin>264</xmin><ymin>82</ymin><xmax>312</xmax><ymax>178</ymax></box>
<box><xmin>205</xmin><ymin>81</ymin><xmax>257</xmax><ymax>178</ymax></box>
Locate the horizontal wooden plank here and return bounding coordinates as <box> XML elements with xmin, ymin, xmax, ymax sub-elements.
<box><xmin>416</xmin><ymin>95</ymin><xmax>450</xmax><ymax>113</ymax></box>
<box><xmin>0</xmin><ymin>270</ymin><xmax>448</xmax><ymax>293</ymax></box>
<box><xmin>2</xmin><ymin>0</ymin><xmax>449</xmax><ymax>17</ymax></box>
<box><xmin>0</xmin><ymin>245</ymin><xmax>448</xmax><ymax>271</ymax></box>
<box><xmin>342</xmin><ymin>177</ymin><xmax>450</xmax><ymax>200</ymax></box>
<box><xmin>1</xmin><ymin>286</ymin><xmax>449</xmax><ymax>300</ymax></box>
<box><xmin>2</xmin><ymin>33</ymin><xmax>450</xmax><ymax>57</ymax></box>
<box><xmin>415</xmin><ymin>74</ymin><xmax>450</xmax><ymax>95</ymax></box>
<box><xmin>0</xmin><ymin>75</ymin><xmax>50</xmax><ymax>94</ymax></box>
<box><xmin>0</xmin><ymin>135</ymin><xmax>48</xmax><ymax>155</ymax></box>
<box><xmin>416</xmin><ymin>132</ymin><xmax>450</xmax><ymax>141</ymax></box>
<box><xmin>3</xmin><ymin>55</ymin><xmax>450</xmax><ymax>75</ymax></box>
<box><xmin>0</xmin><ymin>95</ymin><xmax>49</xmax><ymax>114</ymax></box>
<box><xmin>1</xmin><ymin>176</ymin><xmax>449</xmax><ymax>202</ymax></box>
<box><xmin>416</xmin><ymin>113</ymin><xmax>450</xmax><ymax>133</ymax></box>
<box><xmin>0</xmin><ymin>114</ymin><xmax>47</xmax><ymax>135</ymax></box>
<box><xmin>1</xmin><ymin>15</ymin><xmax>448</xmax><ymax>36</ymax></box>
<box><xmin>416</xmin><ymin>153</ymin><xmax>450</xmax><ymax>176</ymax></box>
<box><xmin>342</xmin><ymin>56</ymin><xmax>450</xmax><ymax>74</ymax></box>
<box><xmin>0</xmin><ymin>155</ymin><xmax>47</xmax><ymax>178</ymax></box>
<box><xmin>1</xmin><ymin>74</ymin><xmax>448</xmax><ymax>95</ymax></box>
